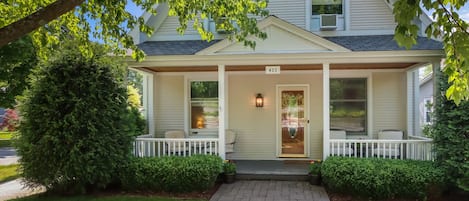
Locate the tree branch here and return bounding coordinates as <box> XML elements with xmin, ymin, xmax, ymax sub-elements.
<box><xmin>0</xmin><ymin>0</ymin><xmax>85</xmax><ymax>47</ymax></box>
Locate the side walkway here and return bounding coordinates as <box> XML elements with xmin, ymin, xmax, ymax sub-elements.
<box><xmin>210</xmin><ymin>180</ymin><xmax>330</xmax><ymax>201</ymax></box>
<box><xmin>0</xmin><ymin>179</ymin><xmax>44</xmax><ymax>201</ymax></box>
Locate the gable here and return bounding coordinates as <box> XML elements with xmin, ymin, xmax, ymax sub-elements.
<box><xmin>197</xmin><ymin>16</ymin><xmax>350</xmax><ymax>55</ymax></box>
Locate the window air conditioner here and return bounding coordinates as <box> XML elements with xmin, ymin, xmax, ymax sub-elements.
<box><xmin>320</xmin><ymin>14</ymin><xmax>338</xmax><ymax>30</ymax></box>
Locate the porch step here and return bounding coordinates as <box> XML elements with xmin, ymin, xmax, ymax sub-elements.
<box><xmin>236</xmin><ymin>173</ymin><xmax>309</xmax><ymax>181</ymax></box>
<box><xmin>234</xmin><ymin>160</ymin><xmax>310</xmax><ymax>181</ymax></box>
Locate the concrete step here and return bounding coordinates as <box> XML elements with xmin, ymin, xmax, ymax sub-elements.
<box><xmin>236</xmin><ymin>173</ymin><xmax>309</xmax><ymax>181</ymax></box>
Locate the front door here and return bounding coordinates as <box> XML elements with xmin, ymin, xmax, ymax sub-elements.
<box><xmin>277</xmin><ymin>85</ymin><xmax>309</xmax><ymax>157</ymax></box>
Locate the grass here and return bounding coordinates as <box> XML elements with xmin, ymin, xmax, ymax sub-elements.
<box><xmin>11</xmin><ymin>195</ymin><xmax>207</xmax><ymax>201</ymax></box>
<box><xmin>0</xmin><ymin>131</ymin><xmax>14</xmax><ymax>147</ymax></box>
<box><xmin>0</xmin><ymin>164</ymin><xmax>20</xmax><ymax>183</ymax></box>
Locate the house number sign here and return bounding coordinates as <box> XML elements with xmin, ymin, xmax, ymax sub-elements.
<box><xmin>265</xmin><ymin>66</ymin><xmax>281</xmax><ymax>74</ymax></box>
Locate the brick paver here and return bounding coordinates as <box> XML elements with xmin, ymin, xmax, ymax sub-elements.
<box><xmin>210</xmin><ymin>180</ymin><xmax>330</xmax><ymax>201</ymax></box>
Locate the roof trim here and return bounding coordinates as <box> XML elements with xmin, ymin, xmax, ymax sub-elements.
<box><xmin>196</xmin><ymin>16</ymin><xmax>351</xmax><ymax>55</ymax></box>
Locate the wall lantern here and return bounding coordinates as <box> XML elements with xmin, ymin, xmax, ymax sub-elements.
<box><xmin>255</xmin><ymin>93</ymin><xmax>264</xmax><ymax>108</ymax></box>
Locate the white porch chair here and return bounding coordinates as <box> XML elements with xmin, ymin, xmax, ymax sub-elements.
<box><xmin>164</xmin><ymin>130</ymin><xmax>187</xmax><ymax>154</ymax></box>
<box><xmin>225</xmin><ymin>130</ymin><xmax>236</xmax><ymax>153</ymax></box>
<box><xmin>372</xmin><ymin>130</ymin><xmax>403</xmax><ymax>158</ymax></box>
<box><xmin>330</xmin><ymin>129</ymin><xmax>354</xmax><ymax>156</ymax></box>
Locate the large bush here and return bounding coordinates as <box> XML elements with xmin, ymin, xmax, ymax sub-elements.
<box><xmin>321</xmin><ymin>157</ymin><xmax>446</xmax><ymax>200</ymax></box>
<box><xmin>17</xmin><ymin>42</ymin><xmax>134</xmax><ymax>193</ymax></box>
<box><xmin>428</xmin><ymin>73</ymin><xmax>469</xmax><ymax>191</ymax></box>
<box><xmin>120</xmin><ymin>155</ymin><xmax>223</xmax><ymax>192</ymax></box>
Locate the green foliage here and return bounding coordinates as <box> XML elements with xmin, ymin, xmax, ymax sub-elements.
<box><xmin>392</xmin><ymin>0</ymin><xmax>469</xmax><ymax>104</ymax></box>
<box><xmin>321</xmin><ymin>157</ymin><xmax>447</xmax><ymax>200</ymax></box>
<box><xmin>16</xmin><ymin>41</ymin><xmax>134</xmax><ymax>194</ymax></box>
<box><xmin>223</xmin><ymin>160</ymin><xmax>236</xmax><ymax>174</ymax></box>
<box><xmin>12</xmin><ymin>195</ymin><xmax>205</xmax><ymax>201</ymax></box>
<box><xmin>0</xmin><ymin>0</ymin><xmax>269</xmax><ymax>61</ymax></box>
<box><xmin>429</xmin><ymin>73</ymin><xmax>469</xmax><ymax>191</ymax></box>
<box><xmin>119</xmin><ymin>155</ymin><xmax>223</xmax><ymax>193</ymax></box>
<box><xmin>0</xmin><ymin>35</ymin><xmax>37</xmax><ymax>108</ymax></box>
<box><xmin>308</xmin><ymin>160</ymin><xmax>322</xmax><ymax>175</ymax></box>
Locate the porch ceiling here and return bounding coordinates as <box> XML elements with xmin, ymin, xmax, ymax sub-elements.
<box><xmin>139</xmin><ymin>63</ymin><xmax>417</xmax><ymax>72</ymax></box>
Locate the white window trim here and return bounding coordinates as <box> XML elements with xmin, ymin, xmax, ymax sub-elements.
<box><xmin>184</xmin><ymin>73</ymin><xmax>218</xmax><ymax>137</ymax></box>
<box><xmin>310</xmin><ymin>0</ymin><xmax>345</xmax><ymax>17</ymax></box>
<box><xmin>330</xmin><ymin>71</ymin><xmax>373</xmax><ymax>138</ymax></box>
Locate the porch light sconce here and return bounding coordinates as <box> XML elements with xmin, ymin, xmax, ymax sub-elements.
<box><xmin>255</xmin><ymin>93</ymin><xmax>264</xmax><ymax>108</ymax></box>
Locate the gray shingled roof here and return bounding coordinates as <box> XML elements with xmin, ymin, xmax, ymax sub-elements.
<box><xmin>137</xmin><ymin>40</ymin><xmax>220</xmax><ymax>55</ymax></box>
<box><xmin>324</xmin><ymin>35</ymin><xmax>442</xmax><ymax>51</ymax></box>
<box><xmin>137</xmin><ymin>35</ymin><xmax>442</xmax><ymax>56</ymax></box>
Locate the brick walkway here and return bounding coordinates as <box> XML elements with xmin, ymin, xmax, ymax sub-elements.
<box><xmin>210</xmin><ymin>180</ymin><xmax>330</xmax><ymax>201</ymax></box>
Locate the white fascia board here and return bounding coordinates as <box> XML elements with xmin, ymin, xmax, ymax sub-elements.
<box><xmin>127</xmin><ymin>50</ymin><xmax>444</xmax><ymax>67</ymax></box>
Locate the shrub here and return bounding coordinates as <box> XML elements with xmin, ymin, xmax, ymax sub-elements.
<box><xmin>429</xmin><ymin>73</ymin><xmax>469</xmax><ymax>191</ymax></box>
<box><xmin>321</xmin><ymin>157</ymin><xmax>447</xmax><ymax>200</ymax></box>
<box><xmin>16</xmin><ymin>42</ymin><xmax>134</xmax><ymax>194</ymax></box>
<box><xmin>120</xmin><ymin>155</ymin><xmax>223</xmax><ymax>192</ymax></box>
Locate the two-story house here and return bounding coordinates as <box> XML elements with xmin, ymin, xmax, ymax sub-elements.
<box><xmin>128</xmin><ymin>0</ymin><xmax>442</xmax><ymax>161</ymax></box>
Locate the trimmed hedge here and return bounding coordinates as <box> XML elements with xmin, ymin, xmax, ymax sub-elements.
<box><xmin>322</xmin><ymin>157</ymin><xmax>447</xmax><ymax>200</ymax></box>
<box><xmin>120</xmin><ymin>155</ymin><xmax>223</xmax><ymax>192</ymax></box>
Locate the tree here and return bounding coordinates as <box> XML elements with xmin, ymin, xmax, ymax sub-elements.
<box><xmin>0</xmin><ymin>0</ymin><xmax>269</xmax><ymax>60</ymax></box>
<box><xmin>0</xmin><ymin>35</ymin><xmax>37</xmax><ymax>108</ymax></box>
<box><xmin>16</xmin><ymin>41</ymin><xmax>135</xmax><ymax>193</ymax></box>
<box><xmin>427</xmin><ymin>73</ymin><xmax>469</xmax><ymax>191</ymax></box>
<box><xmin>393</xmin><ymin>0</ymin><xmax>469</xmax><ymax>104</ymax></box>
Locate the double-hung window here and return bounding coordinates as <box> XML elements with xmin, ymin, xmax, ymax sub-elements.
<box><xmin>312</xmin><ymin>0</ymin><xmax>343</xmax><ymax>15</ymax></box>
<box><xmin>330</xmin><ymin>78</ymin><xmax>367</xmax><ymax>135</ymax></box>
<box><xmin>190</xmin><ymin>81</ymin><xmax>219</xmax><ymax>135</ymax></box>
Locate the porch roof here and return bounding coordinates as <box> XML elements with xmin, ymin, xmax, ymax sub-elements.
<box><xmin>137</xmin><ymin>35</ymin><xmax>442</xmax><ymax>56</ymax></box>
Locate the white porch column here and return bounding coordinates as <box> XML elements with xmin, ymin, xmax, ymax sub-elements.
<box><xmin>142</xmin><ymin>72</ymin><xmax>155</xmax><ymax>136</ymax></box>
<box><xmin>323</xmin><ymin>63</ymin><xmax>330</xmax><ymax>159</ymax></box>
<box><xmin>218</xmin><ymin>64</ymin><xmax>226</xmax><ymax>159</ymax></box>
<box><xmin>406</xmin><ymin>70</ymin><xmax>419</xmax><ymax>137</ymax></box>
<box><xmin>432</xmin><ymin>61</ymin><xmax>442</xmax><ymax>109</ymax></box>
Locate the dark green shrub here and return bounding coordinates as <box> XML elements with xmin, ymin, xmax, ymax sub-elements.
<box><xmin>16</xmin><ymin>42</ymin><xmax>134</xmax><ymax>193</ymax></box>
<box><xmin>429</xmin><ymin>73</ymin><xmax>469</xmax><ymax>191</ymax></box>
<box><xmin>322</xmin><ymin>157</ymin><xmax>446</xmax><ymax>200</ymax></box>
<box><xmin>120</xmin><ymin>155</ymin><xmax>223</xmax><ymax>192</ymax></box>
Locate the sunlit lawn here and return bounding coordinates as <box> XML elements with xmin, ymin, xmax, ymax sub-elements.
<box><xmin>0</xmin><ymin>164</ymin><xmax>20</xmax><ymax>183</ymax></box>
<box><xmin>0</xmin><ymin>131</ymin><xmax>14</xmax><ymax>147</ymax></box>
<box><xmin>11</xmin><ymin>195</ymin><xmax>206</xmax><ymax>201</ymax></box>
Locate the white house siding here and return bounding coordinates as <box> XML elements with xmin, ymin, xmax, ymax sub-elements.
<box><xmin>372</xmin><ymin>72</ymin><xmax>407</xmax><ymax>138</ymax></box>
<box><xmin>153</xmin><ymin>74</ymin><xmax>185</xmax><ymax>137</ymax></box>
<box><xmin>228</xmin><ymin>73</ymin><xmax>323</xmax><ymax>160</ymax></box>
<box><xmin>349</xmin><ymin>0</ymin><xmax>396</xmax><ymax>31</ymax></box>
<box><xmin>151</xmin><ymin>16</ymin><xmax>199</xmax><ymax>40</ymax></box>
<box><xmin>267</xmin><ymin>0</ymin><xmax>306</xmax><ymax>28</ymax></box>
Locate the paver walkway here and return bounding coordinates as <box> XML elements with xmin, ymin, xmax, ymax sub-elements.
<box><xmin>0</xmin><ymin>179</ymin><xmax>45</xmax><ymax>201</ymax></box>
<box><xmin>210</xmin><ymin>180</ymin><xmax>330</xmax><ymax>201</ymax></box>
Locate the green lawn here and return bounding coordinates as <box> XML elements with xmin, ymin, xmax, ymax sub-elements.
<box><xmin>0</xmin><ymin>131</ymin><xmax>14</xmax><ymax>147</ymax></box>
<box><xmin>0</xmin><ymin>164</ymin><xmax>20</xmax><ymax>183</ymax></box>
<box><xmin>11</xmin><ymin>195</ymin><xmax>206</xmax><ymax>201</ymax></box>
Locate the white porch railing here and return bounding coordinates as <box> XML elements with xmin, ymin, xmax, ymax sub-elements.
<box><xmin>329</xmin><ymin>137</ymin><xmax>434</xmax><ymax>160</ymax></box>
<box><xmin>133</xmin><ymin>137</ymin><xmax>220</xmax><ymax>157</ymax></box>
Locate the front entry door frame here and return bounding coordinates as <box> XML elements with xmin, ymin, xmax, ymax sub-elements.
<box><xmin>276</xmin><ymin>84</ymin><xmax>310</xmax><ymax>158</ymax></box>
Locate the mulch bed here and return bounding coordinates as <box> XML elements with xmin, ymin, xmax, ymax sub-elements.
<box><xmin>327</xmin><ymin>189</ymin><xmax>469</xmax><ymax>201</ymax></box>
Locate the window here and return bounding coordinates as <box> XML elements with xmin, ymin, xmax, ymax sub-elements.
<box><xmin>190</xmin><ymin>81</ymin><xmax>218</xmax><ymax>130</ymax></box>
<box><xmin>312</xmin><ymin>0</ymin><xmax>343</xmax><ymax>15</ymax></box>
<box><xmin>424</xmin><ymin>98</ymin><xmax>433</xmax><ymax>124</ymax></box>
<box><xmin>330</xmin><ymin>78</ymin><xmax>367</xmax><ymax>135</ymax></box>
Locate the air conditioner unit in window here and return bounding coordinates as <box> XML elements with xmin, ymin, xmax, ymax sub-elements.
<box><xmin>320</xmin><ymin>14</ymin><xmax>338</xmax><ymax>30</ymax></box>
